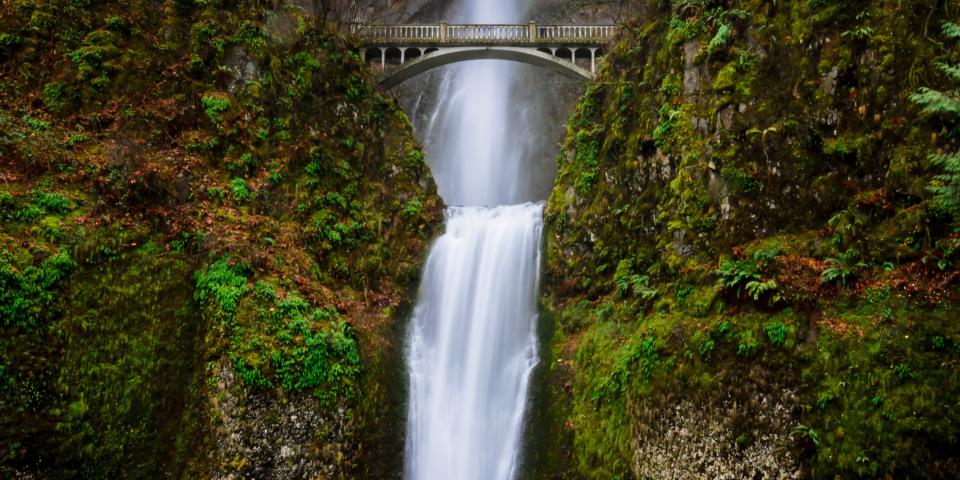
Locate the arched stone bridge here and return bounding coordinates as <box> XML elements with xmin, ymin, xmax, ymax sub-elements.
<box><xmin>353</xmin><ymin>22</ymin><xmax>617</xmax><ymax>88</ymax></box>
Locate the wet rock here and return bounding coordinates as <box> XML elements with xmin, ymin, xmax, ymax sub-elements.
<box><xmin>821</xmin><ymin>66</ymin><xmax>839</xmax><ymax>96</ymax></box>
<box><xmin>682</xmin><ymin>40</ymin><xmax>701</xmax><ymax>100</ymax></box>
<box><xmin>631</xmin><ymin>380</ymin><xmax>802</xmax><ymax>480</ymax></box>
<box><xmin>209</xmin><ymin>363</ymin><xmax>356</xmax><ymax>480</ymax></box>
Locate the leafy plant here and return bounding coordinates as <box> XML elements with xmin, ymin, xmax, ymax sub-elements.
<box><xmin>715</xmin><ymin>247</ymin><xmax>781</xmax><ymax>302</ymax></box>
<box><xmin>910</xmin><ymin>22</ymin><xmax>960</xmax><ymax>225</ymax></box>
<box><xmin>653</xmin><ymin>105</ymin><xmax>682</xmax><ymax>147</ymax></box>
<box><xmin>746</xmin><ymin>279</ymin><xmax>782</xmax><ymax>303</ymax></box>
<box><xmin>892</xmin><ymin>363</ymin><xmax>915</xmax><ymax>381</ymax></box>
<box><xmin>67</xmin><ymin>30</ymin><xmax>121</xmax><ymax>91</ymax></box>
<box><xmin>591</xmin><ymin>335</ymin><xmax>660</xmax><ymax>405</ymax></box>
<box><xmin>230</xmin><ymin>178</ymin><xmax>249</xmax><ymax>201</ymax></box>
<box><xmin>841</xmin><ymin>10</ymin><xmax>875</xmax><ymax>41</ymax></box>
<box><xmin>31</xmin><ymin>191</ymin><xmax>70</xmax><ymax>213</ymax></box>
<box><xmin>22</xmin><ymin>114</ymin><xmax>50</xmax><ymax>132</ymax></box>
<box><xmin>201</xmin><ymin>94</ymin><xmax>230</xmax><ymax>124</ymax></box>
<box><xmin>402</xmin><ymin>199</ymin><xmax>423</xmax><ymax>219</ymax></box>
<box><xmin>0</xmin><ymin>250</ymin><xmax>75</xmax><ymax>329</ymax></box>
<box><xmin>821</xmin><ymin>249</ymin><xmax>867</xmax><ymax>286</ymax></box>
<box><xmin>194</xmin><ymin>258</ymin><xmax>250</xmax><ymax>321</ymax></box>
<box><xmin>765</xmin><ymin>320</ymin><xmax>789</xmax><ymax>346</ymax></box>
<box><xmin>793</xmin><ymin>424</ymin><xmax>821</xmax><ymax>447</ymax></box>
<box><xmin>737</xmin><ymin>329</ymin><xmax>759</xmax><ymax>357</ymax></box>
<box><xmin>666</xmin><ymin>16</ymin><xmax>702</xmax><ymax>44</ymax></box>
<box><xmin>707</xmin><ymin>23</ymin><xmax>732</xmax><ymax>55</ymax></box>
<box><xmin>0</xmin><ymin>32</ymin><xmax>22</xmax><ymax>49</ymax></box>
<box><xmin>42</xmin><ymin>82</ymin><xmax>68</xmax><ymax>110</ymax></box>
<box><xmin>613</xmin><ymin>259</ymin><xmax>658</xmax><ymax>300</ymax></box>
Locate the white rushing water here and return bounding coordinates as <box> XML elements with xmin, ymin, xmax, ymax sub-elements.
<box><xmin>405</xmin><ymin>205</ymin><xmax>542</xmax><ymax>480</ymax></box>
<box><xmin>404</xmin><ymin>0</ymin><xmax>544</xmax><ymax>478</ymax></box>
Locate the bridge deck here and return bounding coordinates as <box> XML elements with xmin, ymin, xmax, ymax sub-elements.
<box><xmin>353</xmin><ymin>23</ymin><xmax>616</xmax><ymax>46</ymax></box>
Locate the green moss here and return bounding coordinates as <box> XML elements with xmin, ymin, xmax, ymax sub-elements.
<box><xmin>52</xmin><ymin>243</ymin><xmax>205</xmax><ymax>479</ymax></box>
<box><xmin>0</xmin><ymin>249</ymin><xmax>74</xmax><ymax>329</ymax></box>
<box><xmin>543</xmin><ymin>1</ymin><xmax>960</xmax><ymax>478</ymax></box>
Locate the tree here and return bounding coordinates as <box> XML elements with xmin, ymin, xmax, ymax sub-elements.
<box><xmin>910</xmin><ymin>21</ymin><xmax>960</xmax><ymax>226</ymax></box>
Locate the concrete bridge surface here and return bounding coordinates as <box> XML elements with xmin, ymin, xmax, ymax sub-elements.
<box><xmin>353</xmin><ymin>22</ymin><xmax>617</xmax><ymax>88</ymax></box>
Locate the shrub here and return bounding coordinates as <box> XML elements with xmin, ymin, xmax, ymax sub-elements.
<box><xmin>31</xmin><ymin>191</ymin><xmax>70</xmax><ymax>213</ymax></box>
<box><xmin>402</xmin><ymin>198</ymin><xmax>423</xmax><ymax>219</ymax></box>
<box><xmin>200</xmin><ymin>94</ymin><xmax>230</xmax><ymax>124</ymax></box>
<box><xmin>67</xmin><ymin>30</ymin><xmax>121</xmax><ymax>91</ymax></box>
<box><xmin>0</xmin><ymin>250</ymin><xmax>75</xmax><ymax>329</ymax></box>
<box><xmin>229</xmin><ymin>178</ymin><xmax>249</xmax><ymax>202</ymax></box>
<box><xmin>194</xmin><ymin>258</ymin><xmax>249</xmax><ymax>321</ymax></box>
<box><xmin>42</xmin><ymin>82</ymin><xmax>67</xmax><ymax>110</ymax></box>
<box><xmin>22</xmin><ymin>114</ymin><xmax>50</xmax><ymax>132</ymax></box>
<box><xmin>765</xmin><ymin>320</ymin><xmax>789</xmax><ymax>346</ymax></box>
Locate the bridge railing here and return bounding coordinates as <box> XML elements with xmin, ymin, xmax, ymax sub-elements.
<box><xmin>447</xmin><ymin>24</ymin><xmax>529</xmax><ymax>43</ymax></box>
<box><xmin>537</xmin><ymin>25</ymin><xmax>617</xmax><ymax>42</ymax></box>
<box><xmin>352</xmin><ymin>22</ymin><xmax>616</xmax><ymax>45</ymax></box>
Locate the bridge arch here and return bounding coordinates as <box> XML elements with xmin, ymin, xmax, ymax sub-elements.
<box><xmin>378</xmin><ymin>46</ymin><xmax>594</xmax><ymax>89</ymax></box>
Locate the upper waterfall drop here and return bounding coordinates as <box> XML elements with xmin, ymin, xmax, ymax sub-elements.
<box><xmin>415</xmin><ymin>0</ymin><xmax>533</xmax><ymax>207</ymax></box>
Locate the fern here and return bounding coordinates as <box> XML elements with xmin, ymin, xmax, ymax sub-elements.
<box><xmin>910</xmin><ymin>88</ymin><xmax>960</xmax><ymax>116</ymax></box>
<box><xmin>821</xmin><ymin>249</ymin><xmax>867</xmax><ymax>286</ymax></box>
<box><xmin>708</xmin><ymin>23</ymin><xmax>733</xmax><ymax>55</ymax></box>
<box><xmin>745</xmin><ymin>279</ymin><xmax>782</xmax><ymax>303</ymax></box>
<box><xmin>910</xmin><ymin>22</ymin><xmax>960</xmax><ymax>224</ymax></box>
<box><xmin>942</xmin><ymin>21</ymin><xmax>960</xmax><ymax>39</ymax></box>
<box><xmin>929</xmin><ymin>152</ymin><xmax>960</xmax><ymax>218</ymax></box>
<box><xmin>938</xmin><ymin>62</ymin><xmax>960</xmax><ymax>83</ymax></box>
<box><xmin>630</xmin><ymin>275</ymin><xmax>659</xmax><ymax>301</ymax></box>
<box><xmin>613</xmin><ymin>259</ymin><xmax>658</xmax><ymax>300</ymax></box>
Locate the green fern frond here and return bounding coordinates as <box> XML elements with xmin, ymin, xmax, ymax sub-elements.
<box><xmin>708</xmin><ymin>23</ymin><xmax>733</xmax><ymax>55</ymax></box>
<box><xmin>937</xmin><ymin>62</ymin><xmax>960</xmax><ymax>83</ymax></box>
<box><xmin>909</xmin><ymin>88</ymin><xmax>960</xmax><ymax>116</ymax></box>
<box><xmin>942</xmin><ymin>21</ymin><xmax>960</xmax><ymax>39</ymax></box>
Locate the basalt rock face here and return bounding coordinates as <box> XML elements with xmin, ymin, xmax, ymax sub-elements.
<box><xmin>539</xmin><ymin>1</ymin><xmax>960</xmax><ymax>479</ymax></box>
<box><xmin>0</xmin><ymin>1</ymin><xmax>440</xmax><ymax>479</ymax></box>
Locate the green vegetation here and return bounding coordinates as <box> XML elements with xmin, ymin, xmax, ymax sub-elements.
<box><xmin>0</xmin><ymin>0</ymin><xmax>440</xmax><ymax>477</ymax></box>
<box><xmin>543</xmin><ymin>1</ymin><xmax>960</xmax><ymax>479</ymax></box>
<box><xmin>194</xmin><ymin>259</ymin><xmax>362</xmax><ymax>404</ymax></box>
<box><xmin>0</xmin><ymin>250</ymin><xmax>74</xmax><ymax>329</ymax></box>
<box><xmin>911</xmin><ymin>22</ymin><xmax>960</xmax><ymax>225</ymax></box>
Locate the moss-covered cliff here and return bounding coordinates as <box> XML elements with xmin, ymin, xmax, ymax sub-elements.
<box><xmin>0</xmin><ymin>1</ymin><xmax>440</xmax><ymax>478</ymax></box>
<box><xmin>540</xmin><ymin>1</ymin><xmax>960</xmax><ymax>478</ymax></box>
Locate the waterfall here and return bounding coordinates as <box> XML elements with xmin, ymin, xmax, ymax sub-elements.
<box><xmin>404</xmin><ymin>0</ymin><xmax>545</xmax><ymax>479</ymax></box>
